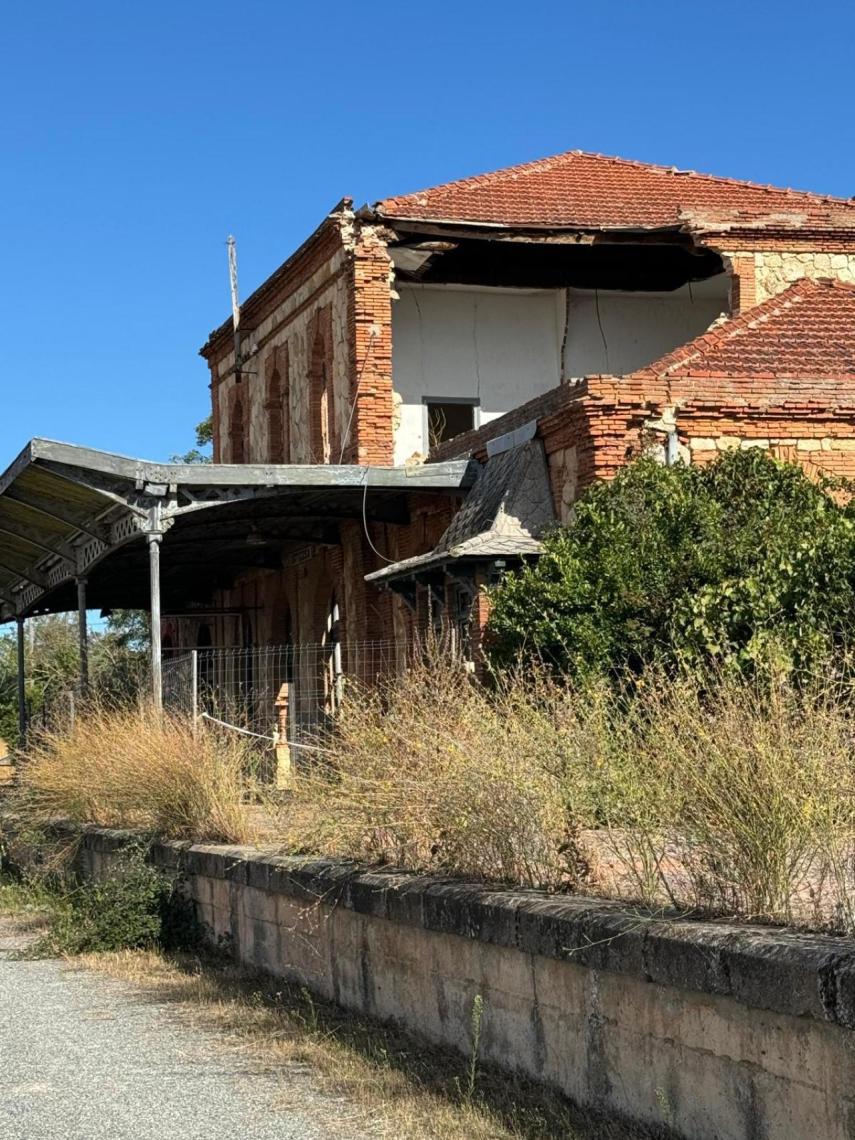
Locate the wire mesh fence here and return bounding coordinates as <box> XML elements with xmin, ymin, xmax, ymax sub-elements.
<box><xmin>162</xmin><ymin>640</ymin><xmax>411</xmax><ymax>750</ymax></box>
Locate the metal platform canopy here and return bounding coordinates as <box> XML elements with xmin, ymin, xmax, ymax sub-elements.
<box><xmin>0</xmin><ymin>439</ymin><xmax>476</xmax><ymax>730</ymax></box>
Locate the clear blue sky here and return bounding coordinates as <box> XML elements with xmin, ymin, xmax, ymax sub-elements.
<box><xmin>2</xmin><ymin>0</ymin><xmax>853</xmax><ymax>466</ymax></box>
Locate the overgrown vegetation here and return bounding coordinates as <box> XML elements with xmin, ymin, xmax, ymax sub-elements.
<box><xmin>487</xmin><ymin>449</ymin><xmax>855</xmax><ymax>681</ymax></box>
<box><xmin>285</xmin><ymin>656</ymin><xmax>587</xmax><ymax>890</ymax></box>
<box><xmin>10</xmin><ymin>450</ymin><xmax>855</xmax><ymax>937</ymax></box>
<box><xmin>13</xmin><ymin>706</ymin><xmax>262</xmax><ymax>843</ymax></box>
<box><xmin>285</xmin><ymin>655</ymin><xmax>855</xmax><ymax>932</ymax></box>
<box><xmin>0</xmin><ymin>610</ymin><xmax>149</xmax><ymax>749</ymax></box>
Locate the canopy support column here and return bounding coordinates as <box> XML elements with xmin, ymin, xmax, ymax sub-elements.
<box><xmin>149</xmin><ymin>531</ymin><xmax>163</xmax><ymax>711</ymax></box>
<box><xmin>16</xmin><ymin>615</ymin><xmax>26</xmax><ymax>747</ymax></box>
<box><xmin>76</xmin><ymin>577</ymin><xmax>89</xmax><ymax>695</ymax></box>
<box><xmin>141</xmin><ymin>499</ymin><xmax>174</xmax><ymax>712</ymax></box>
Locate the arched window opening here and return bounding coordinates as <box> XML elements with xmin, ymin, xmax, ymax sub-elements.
<box><xmin>229</xmin><ymin>391</ymin><xmax>246</xmax><ymax>464</ymax></box>
<box><xmin>265</xmin><ymin>347</ymin><xmax>290</xmax><ymax>463</ymax></box>
<box><xmin>266</xmin><ymin>367</ymin><xmax>284</xmax><ymax>463</ymax></box>
<box><xmin>309</xmin><ymin>309</ymin><xmax>335</xmax><ymax>462</ymax></box>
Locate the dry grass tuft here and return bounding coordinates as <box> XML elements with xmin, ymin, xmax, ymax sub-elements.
<box><xmin>283</xmin><ymin>656</ymin><xmax>590</xmax><ymax>891</ymax></box>
<box><xmin>14</xmin><ymin>705</ymin><xmax>262</xmax><ymax>844</ymax></box>
<box><xmin>588</xmin><ymin>670</ymin><xmax>855</xmax><ymax>928</ymax></box>
<box><xmin>282</xmin><ymin>655</ymin><xmax>855</xmax><ymax>931</ymax></box>
<box><xmin>79</xmin><ymin>947</ymin><xmax>643</xmax><ymax>1140</ymax></box>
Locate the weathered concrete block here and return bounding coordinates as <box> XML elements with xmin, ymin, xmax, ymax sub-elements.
<box><xmin>67</xmin><ymin>827</ymin><xmax>855</xmax><ymax>1140</ymax></box>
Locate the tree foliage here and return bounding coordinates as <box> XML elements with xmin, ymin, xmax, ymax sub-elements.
<box><xmin>0</xmin><ymin>611</ymin><xmax>149</xmax><ymax>749</ymax></box>
<box><xmin>169</xmin><ymin>416</ymin><xmax>214</xmax><ymax>465</ymax></box>
<box><xmin>486</xmin><ymin>450</ymin><xmax>855</xmax><ymax>681</ymax></box>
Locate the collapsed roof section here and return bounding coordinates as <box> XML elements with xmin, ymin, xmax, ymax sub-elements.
<box><xmin>363</xmin><ymin>150</ymin><xmax>855</xmax><ymax>302</ymax></box>
<box><xmin>366</xmin><ymin>435</ymin><xmax>554</xmax><ymax>591</ymax></box>
<box><xmin>372</xmin><ymin>149</ymin><xmax>855</xmax><ymax>237</ymax></box>
<box><xmin>0</xmin><ymin>440</ymin><xmax>476</xmax><ymax>622</ymax></box>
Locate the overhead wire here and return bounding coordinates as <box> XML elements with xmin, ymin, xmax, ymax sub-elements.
<box><xmin>361</xmin><ymin>466</ymin><xmax>396</xmax><ymax>564</ymax></box>
<box><xmin>594</xmin><ymin>287</ymin><xmax>610</xmax><ymax>372</ymax></box>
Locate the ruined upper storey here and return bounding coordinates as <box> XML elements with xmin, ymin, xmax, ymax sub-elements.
<box><xmin>200</xmin><ymin>151</ymin><xmax>855</xmax><ymax>470</ymax></box>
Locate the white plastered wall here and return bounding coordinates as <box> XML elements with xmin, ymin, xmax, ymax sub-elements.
<box><xmin>561</xmin><ymin>275</ymin><xmax>730</xmax><ymax>379</ymax></box>
<box><xmin>391</xmin><ymin>284</ymin><xmax>563</xmax><ymax>464</ymax></box>
<box><xmin>391</xmin><ymin>276</ymin><xmax>731</xmax><ymax>462</ymax></box>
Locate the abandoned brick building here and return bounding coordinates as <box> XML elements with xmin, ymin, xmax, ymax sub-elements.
<box><xmin>6</xmin><ymin>147</ymin><xmax>855</xmax><ymax>727</ymax></box>
<box><xmin>185</xmin><ymin>149</ymin><xmax>855</xmax><ymax>656</ymax></box>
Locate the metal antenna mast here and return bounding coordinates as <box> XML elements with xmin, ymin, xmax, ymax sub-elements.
<box><xmin>227</xmin><ymin>235</ymin><xmax>241</xmax><ymax>383</ymax></box>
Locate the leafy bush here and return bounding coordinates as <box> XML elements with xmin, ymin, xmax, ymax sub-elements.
<box><xmin>15</xmin><ymin>705</ymin><xmax>262</xmax><ymax>843</ymax></box>
<box><xmin>39</xmin><ymin>846</ymin><xmax>171</xmax><ymax>955</ymax></box>
<box><xmin>486</xmin><ymin>449</ymin><xmax>855</xmax><ymax>680</ymax></box>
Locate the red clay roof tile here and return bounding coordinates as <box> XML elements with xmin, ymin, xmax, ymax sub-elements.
<box><xmin>375</xmin><ymin>150</ymin><xmax>855</xmax><ymax>233</ymax></box>
<box><xmin>637</xmin><ymin>278</ymin><xmax>855</xmax><ymax>380</ymax></box>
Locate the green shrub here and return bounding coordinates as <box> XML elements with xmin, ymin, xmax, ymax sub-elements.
<box><xmin>486</xmin><ymin>449</ymin><xmax>855</xmax><ymax>680</ymax></box>
<box><xmin>37</xmin><ymin>846</ymin><xmax>183</xmax><ymax>956</ymax></box>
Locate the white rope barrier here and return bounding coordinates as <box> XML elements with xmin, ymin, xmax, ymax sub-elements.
<box><xmin>198</xmin><ymin>711</ymin><xmax>336</xmax><ymax>754</ymax></box>
<box><xmin>199</xmin><ymin>712</ymin><xmax>272</xmax><ymax>740</ymax></box>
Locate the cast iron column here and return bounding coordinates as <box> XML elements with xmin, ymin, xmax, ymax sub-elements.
<box><xmin>16</xmin><ymin>615</ymin><xmax>26</xmax><ymax>746</ymax></box>
<box><xmin>76</xmin><ymin>577</ymin><xmax>89</xmax><ymax>695</ymax></box>
<box><xmin>149</xmin><ymin>530</ymin><xmax>163</xmax><ymax>711</ymax></box>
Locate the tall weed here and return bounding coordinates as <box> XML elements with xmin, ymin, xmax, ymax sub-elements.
<box><xmin>14</xmin><ymin>705</ymin><xmax>261</xmax><ymax>843</ymax></box>
<box><xmin>285</xmin><ymin>656</ymin><xmax>590</xmax><ymax>890</ymax></box>
<box><xmin>286</xmin><ymin>655</ymin><xmax>855</xmax><ymax>931</ymax></box>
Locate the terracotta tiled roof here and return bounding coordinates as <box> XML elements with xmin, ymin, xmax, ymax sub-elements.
<box><xmin>375</xmin><ymin>150</ymin><xmax>855</xmax><ymax>233</ymax></box>
<box><xmin>637</xmin><ymin>278</ymin><xmax>855</xmax><ymax>380</ymax></box>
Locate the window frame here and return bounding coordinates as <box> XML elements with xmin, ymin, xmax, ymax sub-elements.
<box><xmin>421</xmin><ymin>395</ymin><xmax>481</xmax><ymax>451</ymax></box>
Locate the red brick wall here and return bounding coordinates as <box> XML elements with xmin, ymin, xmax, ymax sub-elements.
<box><xmin>346</xmin><ymin>225</ymin><xmax>395</xmax><ymax>465</ymax></box>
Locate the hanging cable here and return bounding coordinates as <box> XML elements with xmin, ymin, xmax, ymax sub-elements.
<box><xmin>594</xmin><ymin>287</ymin><xmax>610</xmax><ymax>373</ymax></box>
<box><xmin>361</xmin><ymin>466</ymin><xmax>396</xmax><ymax>564</ymax></box>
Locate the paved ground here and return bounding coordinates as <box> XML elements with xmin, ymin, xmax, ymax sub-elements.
<box><xmin>0</xmin><ymin>920</ymin><xmax>342</xmax><ymax>1140</ymax></box>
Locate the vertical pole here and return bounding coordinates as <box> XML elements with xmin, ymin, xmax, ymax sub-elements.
<box><xmin>227</xmin><ymin>235</ymin><xmax>241</xmax><ymax>384</ymax></box>
<box><xmin>149</xmin><ymin>532</ymin><xmax>163</xmax><ymax>711</ymax></box>
<box><xmin>16</xmin><ymin>615</ymin><xmax>26</xmax><ymax>747</ymax></box>
<box><xmin>190</xmin><ymin>649</ymin><xmax>199</xmax><ymax>738</ymax></box>
<box><xmin>76</xmin><ymin>577</ymin><xmax>89</xmax><ymax>696</ymax></box>
<box><xmin>332</xmin><ymin>602</ymin><xmax>343</xmax><ymax>712</ymax></box>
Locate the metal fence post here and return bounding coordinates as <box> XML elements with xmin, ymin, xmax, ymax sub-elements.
<box><xmin>191</xmin><ymin>649</ymin><xmax>199</xmax><ymax>738</ymax></box>
<box><xmin>16</xmin><ymin>615</ymin><xmax>27</xmax><ymax>748</ymax></box>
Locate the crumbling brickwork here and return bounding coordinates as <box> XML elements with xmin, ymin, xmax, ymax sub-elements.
<box><xmin>347</xmin><ymin>224</ymin><xmax>395</xmax><ymax>465</ymax></box>
<box><xmin>201</xmin><ymin>206</ymin><xmax>395</xmax><ymax>470</ymax></box>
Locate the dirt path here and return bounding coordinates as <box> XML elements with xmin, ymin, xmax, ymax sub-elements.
<box><xmin>0</xmin><ymin>917</ymin><xmax>347</xmax><ymax>1140</ymax></box>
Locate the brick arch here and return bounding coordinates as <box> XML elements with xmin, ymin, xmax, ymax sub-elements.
<box><xmin>308</xmin><ymin>306</ymin><xmax>336</xmax><ymax>462</ymax></box>
<box><xmin>228</xmin><ymin>388</ymin><xmax>247</xmax><ymax>464</ymax></box>
<box><xmin>264</xmin><ymin>345</ymin><xmax>290</xmax><ymax>463</ymax></box>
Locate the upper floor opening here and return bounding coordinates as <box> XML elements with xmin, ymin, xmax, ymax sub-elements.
<box><xmin>388</xmin><ymin>232</ymin><xmax>729</xmax><ymax>463</ymax></box>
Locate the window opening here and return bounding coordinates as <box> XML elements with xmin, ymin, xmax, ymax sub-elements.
<box><xmin>425</xmin><ymin>399</ymin><xmax>477</xmax><ymax>449</ymax></box>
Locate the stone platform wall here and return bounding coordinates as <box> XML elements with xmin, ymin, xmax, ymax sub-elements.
<box><xmin>75</xmin><ymin>827</ymin><xmax>855</xmax><ymax>1140</ymax></box>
